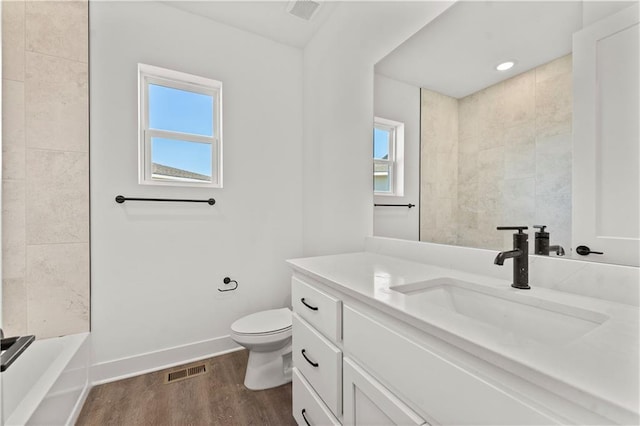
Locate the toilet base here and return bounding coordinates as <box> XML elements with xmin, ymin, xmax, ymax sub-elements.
<box><xmin>244</xmin><ymin>344</ymin><xmax>292</xmax><ymax>390</ymax></box>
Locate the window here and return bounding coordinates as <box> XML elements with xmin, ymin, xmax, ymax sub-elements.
<box><xmin>138</xmin><ymin>64</ymin><xmax>222</xmax><ymax>187</ymax></box>
<box><xmin>373</xmin><ymin>117</ymin><xmax>404</xmax><ymax>196</ymax></box>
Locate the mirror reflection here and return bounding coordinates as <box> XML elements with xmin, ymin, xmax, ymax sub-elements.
<box><xmin>373</xmin><ymin>0</ymin><xmax>639</xmax><ymax>266</ymax></box>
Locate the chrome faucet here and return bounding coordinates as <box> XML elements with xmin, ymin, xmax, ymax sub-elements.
<box><xmin>495</xmin><ymin>226</ymin><xmax>530</xmax><ymax>290</ymax></box>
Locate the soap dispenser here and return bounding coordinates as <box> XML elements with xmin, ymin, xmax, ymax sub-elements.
<box><xmin>533</xmin><ymin>225</ymin><xmax>550</xmax><ymax>255</ymax></box>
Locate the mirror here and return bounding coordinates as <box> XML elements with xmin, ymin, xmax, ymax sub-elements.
<box><xmin>373</xmin><ymin>0</ymin><xmax>639</xmax><ymax>266</ymax></box>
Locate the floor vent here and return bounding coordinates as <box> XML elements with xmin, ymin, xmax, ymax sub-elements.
<box><xmin>164</xmin><ymin>363</ymin><xmax>207</xmax><ymax>384</ymax></box>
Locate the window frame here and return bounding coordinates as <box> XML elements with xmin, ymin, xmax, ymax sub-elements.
<box><xmin>138</xmin><ymin>63</ymin><xmax>223</xmax><ymax>188</ymax></box>
<box><xmin>373</xmin><ymin>117</ymin><xmax>404</xmax><ymax>196</ymax></box>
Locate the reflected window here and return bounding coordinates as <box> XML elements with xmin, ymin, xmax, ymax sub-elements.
<box><xmin>374</xmin><ymin>117</ymin><xmax>404</xmax><ymax>195</ymax></box>
<box><xmin>139</xmin><ymin>64</ymin><xmax>222</xmax><ymax>187</ymax></box>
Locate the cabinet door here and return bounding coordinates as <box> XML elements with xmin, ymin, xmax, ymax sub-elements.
<box><xmin>344</xmin><ymin>306</ymin><xmax>562</xmax><ymax>425</ymax></box>
<box><xmin>573</xmin><ymin>3</ymin><xmax>639</xmax><ymax>266</ymax></box>
<box><xmin>343</xmin><ymin>358</ymin><xmax>426</xmax><ymax>426</ymax></box>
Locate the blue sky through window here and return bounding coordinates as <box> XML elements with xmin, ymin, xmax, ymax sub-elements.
<box><xmin>149</xmin><ymin>84</ymin><xmax>214</xmax><ymax>136</ymax></box>
<box><xmin>374</xmin><ymin>128</ymin><xmax>390</xmax><ymax>159</ymax></box>
<box><xmin>152</xmin><ymin>138</ymin><xmax>212</xmax><ymax>177</ymax></box>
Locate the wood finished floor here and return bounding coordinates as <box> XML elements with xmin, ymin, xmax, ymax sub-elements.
<box><xmin>76</xmin><ymin>350</ymin><xmax>295</xmax><ymax>425</ymax></box>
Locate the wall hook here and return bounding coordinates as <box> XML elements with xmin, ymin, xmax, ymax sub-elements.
<box><xmin>219</xmin><ymin>277</ymin><xmax>238</xmax><ymax>292</ymax></box>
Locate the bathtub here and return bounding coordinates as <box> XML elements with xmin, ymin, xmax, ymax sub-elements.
<box><xmin>2</xmin><ymin>333</ymin><xmax>90</xmax><ymax>426</ymax></box>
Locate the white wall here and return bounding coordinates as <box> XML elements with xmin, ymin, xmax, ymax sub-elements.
<box><xmin>582</xmin><ymin>1</ymin><xmax>635</xmax><ymax>26</ymax></box>
<box><xmin>373</xmin><ymin>74</ymin><xmax>420</xmax><ymax>241</ymax></box>
<box><xmin>301</xmin><ymin>1</ymin><xmax>454</xmax><ymax>256</ymax></box>
<box><xmin>90</xmin><ymin>2</ymin><xmax>303</xmax><ymax>370</ymax></box>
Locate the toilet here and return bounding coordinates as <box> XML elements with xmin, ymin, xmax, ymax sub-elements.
<box><xmin>230</xmin><ymin>308</ymin><xmax>293</xmax><ymax>390</ymax></box>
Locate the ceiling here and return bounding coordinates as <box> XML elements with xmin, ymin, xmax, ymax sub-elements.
<box><xmin>164</xmin><ymin>1</ymin><xmax>339</xmax><ymax>48</ymax></box>
<box><xmin>375</xmin><ymin>1</ymin><xmax>584</xmax><ymax>99</ymax></box>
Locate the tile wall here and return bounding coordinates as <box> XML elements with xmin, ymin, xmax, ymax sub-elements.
<box><xmin>2</xmin><ymin>1</ymin><xmax>89</xmax><ymax>338</ymax></box>
<box><xmin>420</xmin><ymin>88</ymin><xmax>458</xmax><ymax>244</ymax></box>
<box><xmin>421</xmin><ymin>55</ymin><xmax>573</xmax><ymax>251</ymax></box>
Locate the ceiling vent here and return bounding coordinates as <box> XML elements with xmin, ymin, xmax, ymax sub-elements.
<box><xmin>286</xmin><ymin>0</ymin><xmax>321</xmax><ymax>21</ymax></box>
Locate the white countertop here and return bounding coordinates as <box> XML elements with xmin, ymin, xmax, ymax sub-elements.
<box><xmin>287</xmin><ymin>252</ymin><xmax>639</xmax><ymax>421</ymax></box>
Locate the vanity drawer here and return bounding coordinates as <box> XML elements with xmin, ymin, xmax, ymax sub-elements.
<box><xmin>343</xmin><ymin>306</ymin><xmax>561</xmax><ymax>425</ymax></box>
<box><xmin>292</xmin><ymin>276</ymin><xmax>342</xmax><ymax>342</ymax></box>
<box><xmin>293</xmin><ymin>368</ymin><xmax>341</xmax><ymax>426</ymax></box>
<box><xmin>293</xmin><ymin>314</ymin><xmax>342</xmax><ymax>417</ymax></box>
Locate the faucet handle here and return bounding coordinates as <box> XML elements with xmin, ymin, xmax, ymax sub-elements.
<box><xmin>533</xmin><ymin>225</ymin><xmax>547</xmax><ymax>232</ymax></box>
<box><xmin>497</xmin><ymin>226</ymin><xmax>528</xmax><ymax>234</ymax></box>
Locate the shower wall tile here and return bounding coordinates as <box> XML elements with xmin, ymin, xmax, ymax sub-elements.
<box><xmin>446</xmin><ymin>54</ymin><xmax>573</xmax><ymax>251</ymax></box>
<box><xmin>502</xmin><ymin>70</ymin><xmax>535</xmax><ymax>127</ymax></box>
<box><xmin>421</xmin><ymin>88</ymin><xmax>458</xmax><ymax>153</ymax></box>
<box><xmin>25</xmin><ymin>1</ymin><xmax>88</xmax><ymax>63</ymax></box>
<box><xmin>458</xmin><ymin>150</ymin><xmax>478</xmax><ymax>186</ymax></box>
<box><xmin>503</xmin><ymin>177</ymin><xmax>536</xmax><ymax>225</ymax></box>
<box><xmin>476</xmin><ymin>146</ymin><xmax>504</xmax><ymax>182</ymax></box>
<box><xmin>504</xmin><ymin>137</ymin><xmax>535</xmax><ymax>179</ymax></box>
<box><xmin>1</xmin><ymin>0</ymin><xmax>25</xmax><ymax>82</ymax></box>
<box><xmin>536</xmin><ymin>56</ymin><xmax>572</xmax><ymax>139</ymax></box>
<box><xmin>536</xmin><ymin>133</ymin><xmax>572</xmax><ymax>177</ymax></box>
<box><xmin>475</xmin><ymin>85</ymin><xmax>505</xmax><ymax>147</ymax></box>
<box><xmin>420</xmin><ymin>88</ymin><xmax>458</xmax><ymax>244</ymax></box>
<box><xmin>2</xmin><ymin>80</ymin><xmax>25</xmax><ymax>180</ymax></box>
<box><xmin>503</xmin><ymin>121</ymin><xmax>536</xmax><ymax>146</ymax></box>
<box><xmin>458</xmin><ymin>96</ymin><xmax>478</xmax><ymax>141</ymax></box>
<box><xmin>2</xmin><ymin>0</ymin><xmax>89</xmax><ymax>338</ymax></box>
<box><xmin>458</xmin><ymin>136</ymin><xmax>479</xmax><ymax>154</ymax></box>
<box><xmin>435</xmin><ymin>149</ymin><xmax>457</xmax><ymax>197</ymax></box>
<box><xmin>25</xmin><ymin>149</ymin><xmax>89</xmax><ymax>244</ymax></box>
<box><xmin>26</xmin><ymin>243</ymin><xmax>90</xmax><ymax>339</ymax></box>
<box><xmin>421</xmin><ymin>151</ymin><xmax>438</xmax><ymax>184</ymax></box>
<box><xmin>419</xmin><ymin>183</ymin><xmax>436</xmax><ymax>231</ymax></box>
<box><xmin>2</xmin><ymin>278</ymin><xmax>28</xmax><ymax>336</ymax></box>
<box><xmin>25</xmin><ymin>52</ymin><xmax>89</xmax><ymax>153</ymax></box>
<box><xmin>2</xmin><ymin>179</ymin><xmax>26</xmax><ymax>280</ymax></box>
<box><xmin>537</xmin><ymin>170</ymin><xmax>572</xmax><ymax>197</ymax></box>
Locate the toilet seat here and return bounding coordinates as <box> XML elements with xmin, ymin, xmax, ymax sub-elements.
<box><xmin>231</xmin><ymin>308</ymin><xmax>292</xmax><ymax>336</ymax></box>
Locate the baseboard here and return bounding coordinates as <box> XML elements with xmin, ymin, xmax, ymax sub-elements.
<box><xmin>91</xmin><ymin>335</ymin><xmax>242</xmax><ymax>386</ymax></box>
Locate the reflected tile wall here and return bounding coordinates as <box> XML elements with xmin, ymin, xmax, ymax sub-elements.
<box><xmin>2</xmin><ymin>1</ymin><xmax>89</xmax><ymax>338</ymax></box>
<box><xmin>421</xmin><ymin>55</ymin><xmax>572</xmax><ymax>252</ymax></box>
<box><xmin>420</xmin><ymin>88</ymin><xmax>458</xmax><ymax>245</ymax></box>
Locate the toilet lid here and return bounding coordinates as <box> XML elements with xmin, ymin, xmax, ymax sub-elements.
<box><xmin>231</xmin><ymin>308</ymin><xmax>292</xmax><ymax>335</ymax></box>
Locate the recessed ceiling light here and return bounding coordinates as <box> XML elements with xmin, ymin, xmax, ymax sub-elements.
<box><xmin>496</xmin><ymin>61</ymin><xmax>515</xmax><ymax>71</ymax></box>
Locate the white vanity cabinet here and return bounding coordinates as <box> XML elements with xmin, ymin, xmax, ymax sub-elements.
<box><xmin>292</xmin><ymin>274</ymin><xmax>424</xmax><ymax>426</ymax></box>
<box><xmin>290</xmin><ymin>269</ymin><xmax>621</xmax><ymax>425</ymax></box>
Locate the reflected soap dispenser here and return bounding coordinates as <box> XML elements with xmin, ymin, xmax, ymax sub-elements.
<box><xmin>533</xmin><ymin>225</ymin><xmax>550</xmax><ymax>255</ymax></box>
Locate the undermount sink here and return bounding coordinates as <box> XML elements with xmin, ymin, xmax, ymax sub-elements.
<box><xmin>390</xmin><ymin>278</ymin><xmax>609</xmax><ymax>345</ymax></box>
